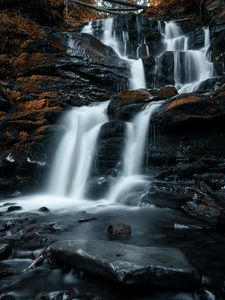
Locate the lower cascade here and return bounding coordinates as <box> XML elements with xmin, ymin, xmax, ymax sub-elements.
<box><xmin>48</xmin><ymin>102</ymin><xmax>109</xmax><ymax>199</ymax></box>
<box><xmin>107</xmin><ymin>101</ymin><xmax>162</xmax><ymax>203</ymax></box>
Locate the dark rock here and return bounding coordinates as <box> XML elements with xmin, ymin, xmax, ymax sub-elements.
<box><xmin>216</xmin><ymin>210</ymin><xmax>225</xmax><ymax>231</ymax></box>
<box><xmin>39</xmin><ymin>207</ymin><xmax>50</xmax><ymax>212</ymax></box>
<box><xmin>13</xmin><ymin>32</ymin><xmax>129</xmax><ymax>91</ymax></box>
<box><xmin>0</xmin><ymin>243</ymin><xmax>12</xmax><ymax>261</ymax></box>
<box><xmin>7</xmin><ymin>206</ymin><xmax>22</xmax><ymax>212</ymax></box>
<box><xmin>36</xmin><ymin>290</ymin><xmax>77</xmax><ymax>300</ymax></box>
<box><xmin>107</xmin><ymin>223</ymin><xmax>131</xmax><ymax>238</ymax></box>
<box><xmin>50</xmin><ymin>240</ymin><xmax>201</xmax><ymax>289</ymax></box>
<box><xmin>157</xmin><ymin>86</ymin><xmax>178</xmax><ymax>99</ymax></box>
<box><xmin>94</xmin><ymin>121</ymin><xmax>126</xmax><ymax>176</ymax></box>
<box><xmin>0</xmin><ymin>262</ymin><xmax>13</xmax><ymax>278</ymax></box>
<box><xmin>182</xmin><ymin>199</ymin><xmax>224</xmax><ymax>223</ymax></box>
<box><xmin>78</xmin><ymin>217</ymin><xmax>98</xmax><ymax>223</ymax></box>
<box><xmin>107</xmin><ymin>93</ymin><xmax>149</xmax><ymax>121</ymax></box>
<box><xmin>155</xmin><ymin>51</ymin><xmax>175</xmax><ymax>87</ymax></box>
<box><xmin>84</xmin><ymin>176</ymin><xmax>110</xmax><ymax>200</ymax></box>
<box><xmin>152</xmin><ymin>90</ymin><xmax>225</xmax><ymax>133</ymax></box>
<box><xmin>210</xmin><ymin>29</ymin><xmax>225</xmax><ymax>77</ymax></box>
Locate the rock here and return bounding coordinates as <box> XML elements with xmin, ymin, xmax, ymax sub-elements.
<box><xmin>39</xmin><ymin>206</ymin><xmax>50</xmax><ymax>212</ymax></box>
<box><xmin>0</xmin><ymin>262</ymin><xmax>13</xmax><ymax>278</ymax></box>
<box><xmin>152</xmin><ymin>90</ymin><xmax>225</xmax><ymax>133</ymax></box>
<box><xmin>13</xmin><ymin>32</ymin><xmax>129</xmax><ymax>91</ymax></box>
<box><xmin>157</xmin><ymin>86</ymin><xmax>178</xmax><ymax>99</ymax></box>
<box><xmin>50</xmin><ymin>240</ymin><xmax>201</xmax><ymax>290</ymax></box>
<box><xmin>107</xmin><ymin>223</ymin><xmax>132</xmax><ymax>238</ymax></box>
<box><xmin>36</xmin><ymin>290</ymin><xmax>77</xmax><ymax>300</ymax></box>
<box><xmin>107</xmin><ymin>93</ymin><xmax>149</xmax><ymax>121</ymax></box>
<box><xmin>182</xmin><ymin>199</ymin><xmax>224</xmax><ymax>223</ymax></box>
<box><xmin>155</xmin><ymin>51</ymin><xmax>175</xmax><ymax>87</ymax></box>
<box><xmin>216</xmin><ymin>210</ymin><xmax>225</xmax><ymax>231</ymax></box>
<box><xmin>0</xmin><ymin>243</ymin><xmax>12</xmax><ymax>261</ymax></box>
<box><xmin>94</xmin><ymin>121</ymin><xmax>126</xmax><ymax>176</ymax></box>
<box><xmin>118</xmin><ymin>90</ymin><xmax>151</xmax><ymax>103</ymax></box>
<box><xmin>7</xmin><ymin>206</ymin><xmax>22</xmax><ymax>212</ymax></box>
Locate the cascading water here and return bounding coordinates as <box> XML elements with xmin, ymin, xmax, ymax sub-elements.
<box><xmin>107</xmin><ymin>102</ymin><xmax>162</xmax><ymax>204</ymax></box>
<box><xmin>82</xmin><ymin>18</ymin><xmax>146</xmax><ymax>90</ymax></box>
<box><xmin>48</xmin><ymin>102</ymin><xmax>109</xmax><ymax>199</ymax></box>
<box><xmin>158</xmin><ymin>21</ymin><xmax>214</xmax><ymax>93</ymax></box>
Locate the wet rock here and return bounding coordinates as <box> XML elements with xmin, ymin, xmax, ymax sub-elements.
<box><xmin>182</xmin><ymin>199</ymin><xmax>224</xmax><ymax>223</ymax></box>
<box><xmin>152</xmin><ymin>90</ymin><xmax>225</xmax><ymax>133</ymax></box>
<box><xmin>39</xmin><ymin>207</ymin><xmax>50</xmax><ymax>213</ymax></box>
<box><xmin>107</xmin><ymin>223</ymin><xmax>131</xmax><ymax>238</ymax></box>
<box><xmin>155</xmin><ymin>51</ymin><xmax>175</xmax><ymax>87</ymax></box>
<box><xmin>0</xmin><ymin>244</ymin><xmax>12</xmax><ymax>261</ymax></box>
<box><xmin>36</xmin><ymin>290</ymin><xmax>77</xmax><ymax>300</ymax></box>
<box><xmin>7</xmin><ymin>206</ymin><xmax>22</xmax><ymax>212</ymax></box>
<box><xmin>107</xmin><ymin>93</ymin><xmax>148</xmax><ymax>121</ymax></box>
<box><xmin>95</xmin><ymin>121</ymin><xmax>126</xmax><ymax>176</ymax></box>
<box><xmin>50</xmin><ymin>240</ymin><xmax>201</xmax><ymax>289</ymax></box>
<box><xmin>0</xmin><ymin>263</ymin><xmax>14</xmax><ymax>278</ymax></box>
<box><xmin>216</xmin><ymin>210</ymin><xmax>225</xmax><ymax>231</ymax></box>
<box><xmin>157</xmin><ymin>86</ymin><xmax>178</xmax><ymax>99</ymax></box>
<box><xmin>13</xmin><ymin>32</ymin><xmax>129</xmax><ymax>91</ymax></box>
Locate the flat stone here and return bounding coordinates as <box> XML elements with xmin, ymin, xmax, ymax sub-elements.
<box><xmin>50</xmin><ymin>240</ymin><xmax>201</xmax><ymax>290</ymax></box>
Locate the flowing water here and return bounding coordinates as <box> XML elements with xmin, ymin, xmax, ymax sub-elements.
<box><xmin>158</xmin><ymin>21</ymin><xmax>214</xmax><ymax>93</ymax></box>
<box><xmin>48</xmin><ymin>102</ymin><xmax>109</xmax><ymax>199</ymax></box>
<box><xmin>82</xmin><ymin>18</ymin><xmax>146</xmax><ymax>90</ymax></box>
<box><xmin>107</xmin><ymin>101</ymin><xmax>162</xmax><ymax>203</ymax></box>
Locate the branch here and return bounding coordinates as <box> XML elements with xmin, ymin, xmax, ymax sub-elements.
<box><xmin>101</xmin><ymin>0</ymin><xmax>148</xmax><ymax>9</ymax></box>
<box><xmin>72</xmin><ymin>0</ymin><xmax>120</xmax><ymax>14</ymax></box>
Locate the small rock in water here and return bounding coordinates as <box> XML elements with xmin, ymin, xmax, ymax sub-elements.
<box><xmin>7</xmin><ymin>206</ymin><xmax>22</xmax><ymax>212</ymax></box>
<box><xmin>107</xmin><ymin>223</ymin><xmax>131</xmax><ymax>238</ymax></box>
<box><xmin>78</xmin><ymin>217</ymin><xmax>98</xmax><ymax>223</ymax></box>
<box><xmin>0</xmin><ymin>243</ymin><xmax>12</xmax><ymax>261</ymax></box>
<box><xmin>39</xmin><ymin>207</ymin><xmax>50</xmax><ymax>212</ymax></box>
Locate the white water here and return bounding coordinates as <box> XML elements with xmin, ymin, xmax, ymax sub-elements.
<box><xmin>107</xmin><ymin>101</ymin><xmax>162</xmax><ymax>203</ymax></box>
<box><xmin>2</xmin><ymin>18</ymin><xmax>163</xmax><ymax>212</ymax></box>
<box><xmin>82</xmin><ymin>18</ymin><xmax>146</xmax><ymax>90</ymax></box>
<box><xmin>48</xmin><ymin>102</ymin><xmax>108</xmax><ymax>199</ymax></box>
<box><xmin>159</xmin><ymin>21</ymin><xmax>214</xmax><ymax>93</ymax></box>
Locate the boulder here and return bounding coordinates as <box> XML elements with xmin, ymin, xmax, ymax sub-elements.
<box><xmin>152</xmin><ymin>89</ymin><xmax>225</xmax><ymax>133</ymax></box>
<box><xmin>107</xmin><ymin>91</ymin><xmax>152</xmax><ymax>121</ymax></box>
<box><xmin>50</xmin><ymin>240</ymin><xmax>201</xmax><ymax>290</ymax></box>
<box><xmin>13</xmin><ymin>32</ymin><xmax>129</xmax><ymax>91</ymax></box>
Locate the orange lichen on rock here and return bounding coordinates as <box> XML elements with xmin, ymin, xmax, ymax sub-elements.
<box><xmin>118</xmin><ymin>90</ymin><xmax>151</xmax><ymax>103</ymax></box>
<box><xmin>18</xmin><ymin>99</ymin><xmax>48</xmax><ymax>111</ymax></box>
<box><xmin>165</xmin><ymin>96</ymin><xmax>202</xmax><ymax>110</ymax></box>
<box><xmin>19</xmin><ymin>131</ymin><xmax>29</xmax><ymax>141</ymax></box>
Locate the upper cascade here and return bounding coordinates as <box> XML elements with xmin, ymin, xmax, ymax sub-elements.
<box><xmin>157</xmin><ymin>21</ymin><xmax>214</xmax><ymax>93</ymax></box>
<box><xmin>82</xmin><ymin>18</ymin><xmax>146</xmax><ymax>90</ymax></box>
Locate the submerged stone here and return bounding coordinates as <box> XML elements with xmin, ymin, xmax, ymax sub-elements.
<box><xmin>50</xmin><ymin>240</ymin><xmax>201</xmax><ymax>290</ymax></box>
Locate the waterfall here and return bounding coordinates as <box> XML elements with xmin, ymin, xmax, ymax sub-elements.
<box><xmin>48</xmin><ymin>102</ymin><xmax>108</xmax><ymax>199</ymax></box>
<box><xmin>107</xmin><ymin>102</ymin><xmax>162</xmax><ymax>203</ymax></box>
<box><xmin>82</xmin><ymin>18</ymin><xmax>146</xmax><ymax>90</ymax></box>
<box><xmin>158</xmin><ymin>21</ymin><xmax>214</xmax><ymax>93</ymax></box>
